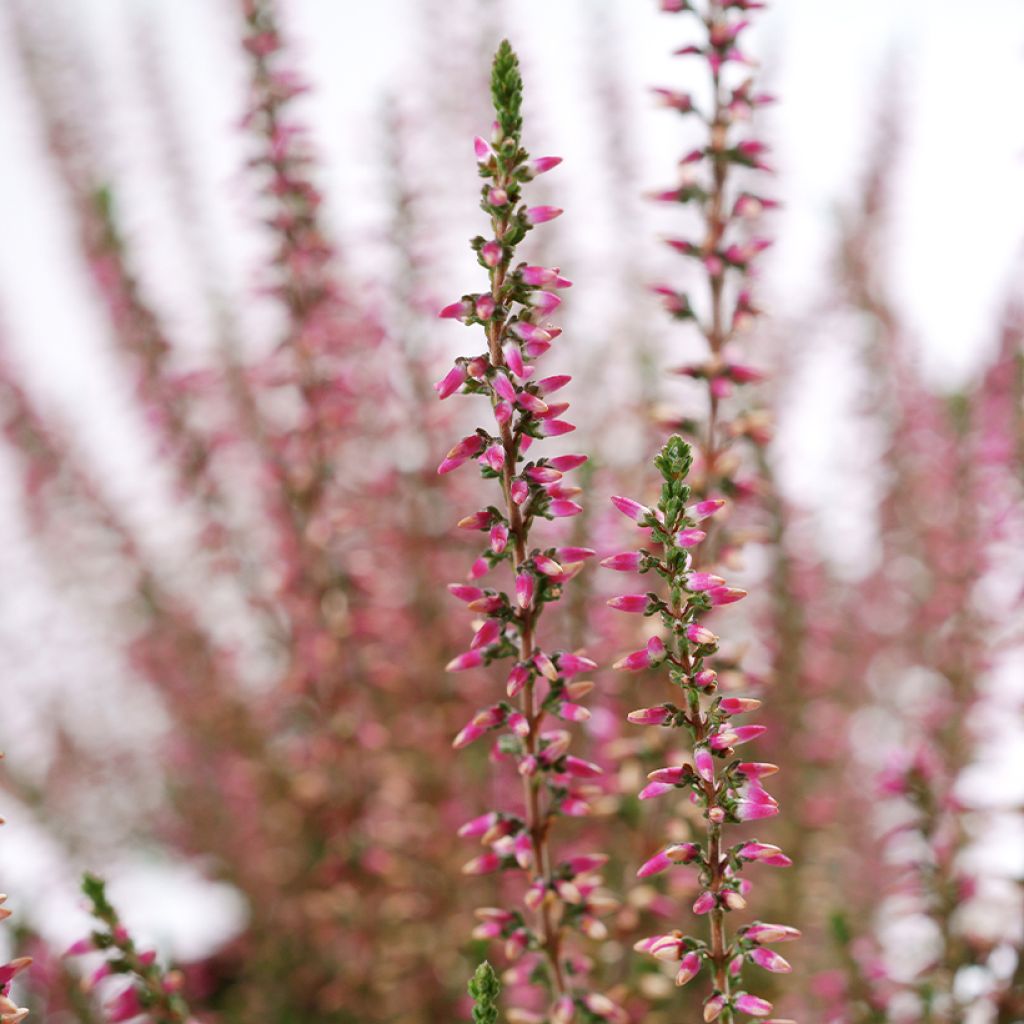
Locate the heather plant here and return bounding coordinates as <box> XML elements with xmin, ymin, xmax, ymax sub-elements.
<box><xmin>66</xmin><ymin>875</ymin><xmax>192</xmax><ymax>1024</ymax></box>
<box><xmin>604</xmin><ymin>2</ymin><xmax>796</xmax><ymax>1020</ymax></box>
<box><xmin>607</xmin><ymin>437</ymin><xmax>795</xmax><ymax>1022</ymax></box>
<box><xmin>436</xmin><ymin>39</ymin><xmax>623</xmax><ymax>1024</ymax></box>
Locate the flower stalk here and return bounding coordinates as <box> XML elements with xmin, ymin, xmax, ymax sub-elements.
<box><xmin>438</xmin><ymin>39</ymin><xmax>621</xmax><ymax>1024</ymax></box>
<box><xmin>67</xmin><ymin>874</ymin><xmax>192</xmax><ymax>1024</ymax></box>
<box><xmin>611</xmin><ymin>437</ymin><xmax>795</xmax><ymax>1022</ymax></box>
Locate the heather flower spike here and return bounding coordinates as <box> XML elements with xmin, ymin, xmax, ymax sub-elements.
<box><xmin>609</xmin><ymin>437</ymin><xmax>796</xmax><ymax>1019</ymax></box>
<box><xmin>72</xmin><ymin>874</ymin><xmax>191</xmax><ymax>1023</ymax></box>
<box><xmin>437</xmin><ymin>41</ymin><xmax>615</xmax><ymax>1019</ymax></box>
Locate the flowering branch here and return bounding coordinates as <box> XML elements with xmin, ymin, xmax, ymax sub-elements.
<box><xmin>437</xmin><ymin>39</ymin><xmax>621</xmax><ymax>1024</ymax></box>
<box><xmin>651</xmin><ymin>0</ymin><xmax>774</xmax><ymax>516</ymax></box>
<box><xmin>608</xmin><ymin>436</ymin><xmax>794</xmax><ymax>1022</ymax></box>
<box><xmin>67</xmin><ymin>875</ymin><xmax>191</xmax><ymax>1024</ymax></box>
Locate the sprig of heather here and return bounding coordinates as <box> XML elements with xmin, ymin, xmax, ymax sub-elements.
<box><xmin>436</xmin><ymin>40</ymin><xmax>621</xmax><ymax>1024</ymax></box>
<box><xmin>66</xmin><ymin>875</ymin><xmax>192</xmax><ymax>1024</ymax></box>
<box><xmin>607</xmin><ymin>436</ymin><xmax>796</xmax><ymax>1023</ymax></box>
<box><xmin>652</xmin><ymin>0</ymin><xmax>774</xmax><ymax>514</ymax></box>
<box><xmin>0</xmin><ymin>757</ymin><xmax>31</xmax><ymax>1024</ymax></box>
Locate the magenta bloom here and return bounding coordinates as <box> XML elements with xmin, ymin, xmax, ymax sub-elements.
<box><xmin>525</xmin><ymin>205</ymin><xmax>563</xmax><ymax>224</ymax></box>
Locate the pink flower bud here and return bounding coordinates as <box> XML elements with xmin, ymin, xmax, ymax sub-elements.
<box><xmin>507</xmin><ymin>712</ymin><xmax>530</xmax><ymax>738</ymax></box>
<box><xmin>650</xmin><ymin>934</ymin><xmax>685</xmax><ymax>960</ymax></box>
<box><xmin>693</xmin><ymin>891</ymin><xmax>717</xmax><ymax>915</ymax></box>
<box><xmin>521</xmin><ymin>265</ymin><xmax>559</xmax><ymax>285</ymax></box>
<box><xmin>687</xmin><ymin>572</ymin><xmax>725</xmax><ymax>590</ymax></box>
<box><xmin>610</xmin><ymin>494</ymin><xmax>649</xmax><ymax>522</ymax></box>
<box><xmin>458</xmin><ymin>510</ymin><xmax>492</xmax><ymax>531</ymax></box>
<box><xmin>512</xmin><ymin>321</ymin><xmax>552</xmax><ymax>343</ymax></box>
<box><xmin>534</xmin><ymin>651</ymin><xmax>558</xmax><ymax>679</ymax></box>
<box><xmin>708</xmin><ymin>586</ymin><xmax>747</xmax><ymax>605</ymax></box>
<box><xmin>529</xmin><ymin>156</ymin><xmax>563</xmax><ymax>175</ymax></box>
<box><xmin>734</xmin><ymin>994</ymin><xmax>773</xmax><ymax>1016</ymax></box>
<box><xmin>744</xmin><ymin>922</ymin><xmax>801</xmax><ymax>943</ymax></box>
<box><xmin>463</xmin><ymin>853</ymin><xmax>502</xmax><ymax>875</ymax></box>
<box><xmin>457</xmin><ymin>812</ymin><xmax>498</xmax><ymax>838</ymax></box>
<box><xmin>637</xmin><ymin>842</ymin><xmax>699</xmax><ymax>878</ymax></box>
<box><xmin>434</xmin><ymin>363</ymin><xmax>466</xmax><ymax>399</ymax></box>
<box><xmin>108</xmin><ymin>987</ymin><xmax>144</xmax><ymax>1023</ymax></box>
<box><xmin>503</xmin><ymin>342</ymin><xmax>526</xmax><ymax>377</ymax></box>
<box><xmin>481</xmin><ymin>240</ymin><xmax>503</xmax><ymax>267</ymax></box>
<box><xmin>510</xmin><ymin>479</ymin><xmax>529</xmax><ymax>505</ymax></box>
<box><xmin>516</xmin><ymin>573</ymin><xmax>535</xmax><ymax>609</ymax></box>
<box><xmin>694</xmin><ymin>668</ymin><xmax>718</xmax><ymax>687</ymax></box>
<box><xmin>749</xmin><ymin>947</ymin><xmax>792</xmax><ymax>973</ymax></box>
<box><xmin>446</xmin><ymin>649</ymin><xmax>484</xmax><ymax>673</ymax></box>
<box><xmin>556</xmin><ymin>653</ymin><xmax>596</xmax><ymax>676</ymax></box>
<box><xmin>608</xmin><ymin>593</ymin><xmax>649</xmax><ymax>613</ymax></box>
<box><xmin>676</xmin><ymin>951</ymin><xmax>702</xmax><ymax>986</ymax></box>
<box><xmin>737</xmin><ymin>762</ymin><xmax>779</xmax><ymax>779</ymax></box>
<box><xmin>549</xmin><ymin>454</ymin><xmax>587</xmax><ymax>471</ymax></box>
<box><xmin>506</xmin><ymin>664</ymin><xmax>529</xmax><ymax>698</ymax></box>
<box><xmin>439</xmin><ymin>299</ymin><xmax>473</xmax><ymax>321</ymax></box>
<box><xmin>551</xmin><ymin>995</ymin><xmax>575</xmax><ymax>1024</ymax></box>
<box><xmin>737</xmin><ymin>801</ymin><xmax>779</xmax><ymax>821</ymax></box>
<box><xmin>481</xmin><ymin>445</ymin><xmax>505</xmax><ymax>471</ymax></box>
<box><xmin>530</xmin><ymin>291</ymin><xmax>562</xmax><ymax>315</ymax></box>
<box><xmin>732</xmin><ymin>724</ymin><xmax>768</xmax><ymax>745</ymax></box>
<box><xmin>638</xmin><ymin>781</ymin><xmax>675</xmax><ymax>800</ymax></box>
<box><xmin>614</xmin><ymin>635</ymin><xmax>666</xmax><ymax>671</ymax></box>
<box><xmin>550</xmin><ymin>499</ymin><xmax>583</xmax><ymax>518</ymax></box>
<box><xmin>690</xmin><ymin>498</ymin><xmax>726</xmax><ymax>519</ymax></box>
<box><xmin>490</xmin><ymin>523</ymin><xmax>509</xmax><ymax>553</ymax></box>
<box><xmin>628</xmin><ymin>705</ymin><xmax>673</xmax><ymax>726</ymax></box>
<box><xmin>561</xmin><ymin>796</ymin><xmax>591</xmax><ymax>816</ymax></box>
<box><xmin>704</xmin><ymin>994</ymin><xmax>727</xmax><ymax>1021</ymax></box>
<box><xmin>471</xmin><ymin>618</ymin><xmax>502</xmax><ymax>650</ymax></box>
<box><xmin>720</xmin><ymin>697</ymin><xmax>761</xmax><ymax>714</ymax></box>
<box><xmin>686</xmin><ymin>623</ymin><xmax>718</xmax><ymax>645</ymax></box>
<box><xmin>525</xmin><ymin>205</ymin><xmax>563</xmax><ymax>224</ymax></box>
<box><xmin>474</xmin><ymin>136</ymin><xmax>492</xmax><ymax>160</ymax></box>
<box><xmin>602</xmin><ymin>551</ymin><xmax>644</xmax><ymax>572</ymax></box>
<box><xmin>676</xmin><ymin>528</ymin><xmax>707</xmax><ymax>548</ymax></box>
<box><xmin>694</xmin><ymin>746</ymin><xmax>715</xmax><ymax>782</ymax></box>
<box><xmin>538</xmin><ymin>418</ymin><xmax>576</xmax><ymax>437</ymax></box>
<box><xmin>558</xmin><ymin>702</ymin><xmax>590</xmax><ymax>723</ymax></box>
<box><xmin>488</xmin><ymin>187</ymin><xmax>508</xmax><ymax>206</ymax></box>
<box><xmin>564</xmin><ymin>755</ymin><xmax>602</xmax><ymax>778</ymax></box>
<box><xmin>647</xmin><ymin>765</ymin><xmax>686</xmax><ymax>784</ymax></box>
<box><xmin>557</xmin><ymin>547</ymin><xmax>595</xmax><ymax>563</ymax></box>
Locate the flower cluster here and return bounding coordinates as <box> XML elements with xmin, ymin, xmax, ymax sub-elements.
<box><xmin>608</xmin><ymin>436</ymin><xmax>796</xmax><ymax>1021</ymax></box>
<box><xmin>651</xmin><ymin>0</ymin><xmax>774</xmax><ymax>513</ymax></box>
<box><xmin>66</xmin><ymin>874</ymin><xmax>193</xmax><ymax>1024</ymax></box>
<box><xmin>437</xmin><ymin>40</ymin><xmax>621</xmax><ymax>1024</ymax></box>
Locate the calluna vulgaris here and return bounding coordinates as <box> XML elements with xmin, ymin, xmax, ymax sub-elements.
<box><xmin>436</xmin><ymin>40</ymin><xmax>623</xmax><ymax>1024</ymax></box>
<box><xmin>66</xmin><ymin>875</ymin><xmax>192</xmax><ymax>1024</ymax></box>
<box><xmin>607</xmin><ymin>1</ymin><xmax>796</xmax><ymax>1022</ymax></box>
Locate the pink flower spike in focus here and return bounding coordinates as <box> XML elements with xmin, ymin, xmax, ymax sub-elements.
<box><xmin>435</xmin><ymin>40</ymin><xmax>601</xmax><ymax>1018</ymax></box>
